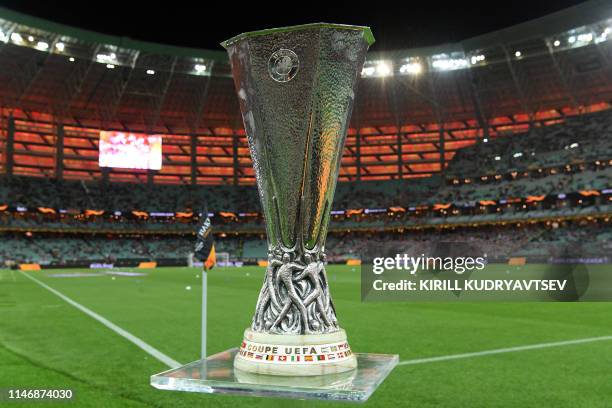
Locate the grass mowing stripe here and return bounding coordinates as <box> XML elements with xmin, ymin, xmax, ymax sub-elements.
<box><xmin>18</xmin><ymin>270</ymin><xmax>181</xmax><ymax>369</ymax></box>
<box><xmin>398</xmin><ymin>335</ymin><xmax>612</xmax><ymax>366</ymax></box>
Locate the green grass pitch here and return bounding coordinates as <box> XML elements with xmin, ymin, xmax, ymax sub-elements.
<box><xmin>0</xmin><ymin>265</ymin><xmax>611</xmax><ymax>407</ymax></box>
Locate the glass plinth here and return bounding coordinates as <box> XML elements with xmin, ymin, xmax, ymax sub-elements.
<box><xmin>151</xmin><ymin>348</ymin><xmax>398</xmax><ymax>402</ymax></box>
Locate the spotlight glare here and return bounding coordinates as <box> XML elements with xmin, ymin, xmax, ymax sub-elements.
<box><xmin>376</xmin><ymin>62</ymin><xmax>391</xmax><ymax>76</ymax></box>
<box><xmin>106</xmin><ymin>64</ymin><xmax>115</xmax><ymax>69</ymax></box>
<box><xmin>146</xmin><ymin>69</ymin><xmax>155</xmax><ymax>75</ymax></box>
<box><xmin>36</xmin><ymin>41</ymin><xmax>49</xmax><ymax>50</ymax></box>
<box><xmin>399</xmin><ymin>62</ymin><xmax>422</xmax><ymax>75</ymax></box>
<box><xmin>194</xmin><ymin>64</ymin><xmax>207</xmax><ymax>73</ymax></box>
<box><xmin>10</xmin><ymin>32</ymin><xmax>22</xmax><ymax>43</ymax></box>
<box><xmin>514</xmin><ymin>50</ymin><xmax>522</xmax><ymax>57</ymax></box>
<box><xmin>553</xmin><ymin>40</ymin><xmax>560</xmax><ymax>47</ymax></box>
<box><xmin>432</xmin><ymin>57</ymin><xmax>468</xmax><ymax>71</ymax></box>
<box><xmin>69</xmin><ymin>57</ymin><xmax>75</xmax><ymax>62</ymax></box>
<box><xmin>361</xmin><ymin>66</ymin><xmax>375</xmax><ymax>77</ymax></box>
<box><xmin>55</xmin><ymin>42</ymin><xmax>65</xmax><ymax>51</ymax></box>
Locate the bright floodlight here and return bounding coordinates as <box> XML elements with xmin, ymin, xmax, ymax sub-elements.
<box><xmin>146</xmin><ymin>69</ymin><xmax>155</xmax><ymax>75</ymax></box>
<box><xmin>106</xmin><ymin>64</ymin><xmax>115</xmax><ymax>69</ymax></box>
<box><xmin>36</xmin><ymin>41</ymin><xmax>49</xmax><ymax>50</ymax></box>
<box><xmin>10</xmin><ymin>32</ymin><xmax>22</xmax><ymax>43</ymax></box>
<box><xmin>194</xmin><ymin>64</ymin><xmax>207</xmax><ymax>73</ymax></box>
<box><xmin>513</xmin><ymin>152</ymin><xmax>523</xmax><ymax>158</ymax></box>
<box><xmin>577</xmin><ymin>33</ymin><xmax>592</xmax><ymax>43</ymax></box>
<box><xmin>431</xmin><ymin>56</ymin><xmax>468</xmax><ymax>71</ymax></box>
<box><xmin>399</xmin><ymin>62</ymin><xmax>422</xmax><ymax>75</ymax></box>
<box><xmin>376</xmin><ymin>61</ymin><xmax>391</xmax><ymax>76</ymax></box>
<box><xmin>361</xmin><ymin>66</ymin><xmax>375</xmax><ymax>76</ymax></box>
<box><xmin>568</xmin><ymin>36</ymin><xmax>576</xmax><ymax>44</ymax></box>
<box><xmin>27</xmin><ymin>35</ymin><xmax>34</xmax><ymax>42</ymax></box>
<box><xmin>514</xmin><ymin>50</ymin><xmax>522</xmax><ymax>57</ymax></box>
<box><xmin>494</xmin><ymin>156</ymin><xmax>501</xmax><ymax>161</ymax></box>
<box><xmin>553</xmin><ymin>40</ymin><xmax>561</xmax><ymax>47</ymax></box>
<box><xmin>470</xmin><ymin>54</ymin><xmax>485</xmax><ymax>64</ymax></box>
<box><xmin>69</xmin><ymin>57</ymin><xmax>75</xmax><ymax>62</ymax></box>
<box><xmin>55</xmin><ymin>42</ymin><xmax>65</xmax><ymax>51</ymax></box>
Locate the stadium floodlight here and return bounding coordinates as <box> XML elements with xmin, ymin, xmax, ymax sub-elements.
<box><xmin>553</xmin><ymin>40</ymin><xmax>561</xmax><ymax>47</ymax></box>
<box><xmin>577</xmin><ymin>33</ymin><xmax>592</xmax><ymax>43</ymax></box>
<box><xmin>106</xmin><ymin>64</ymin><xmax>115</xmax><ymax>69</ymax></box>
<box><xmin>96</xmin><ymin>52</ymin><xmax>117</xmax><ymax>63</ymax></box>
<box><xmin>570</xmin><ymin>142</ymin><xmax>579</xmax><ymax>148</ymax></box>
<box><xmin>10</xmin><ymin>32</ymin><xmax>23</xmax><ymax>43</ymax></box>
<box><xmin>376</xmin><ymin>61</ymin><xmax>392</xmax><ymax>76</ymax></box>
<box><xmin>361</xmin><ymin>60</ymin><xmax>393</xmax><ymax>77</ymax></box>
<box><xmin>55</xmin><ymin>42</ymin><xmax>65</xmax><ymax>51</ymax></box>
<box><xmin>146</xmin><ymin>69</ymin><xmax>155</xmax><ymax>75</ymax></box>
<box><xmin>27</xmin><ymin>35</ymin><xmax>34</xmax><ymax>42</ymax></box>
<box><xmin>194</xmin><ymin>64</ymin><xmax>207</xmax><ymax>73</ymax></box>
<box><xmin>568</xmin><ymin>35</ymin><xmax>576</xmax><ymax>44</ymax></box>
<box><xmin>596</xmin><ymin>27</ymin><xmax>611</xmax><ymax>43</ymax></box>
<box><xmin>361</xmin><ymin>65</ymin><xmax>375</xmax><ymax>76</ymax></box>
<box><xmin>399</xmin><ymin>61</ymin><xmax>422</xmax><ymax>75</ymax></box>
<box><xmin>431</xmin><ymin>53</ymin><xmax>468</xmax><ymax>71</ymax></box>
<box><xmin>470</xmin><ymin>54</ymin><xmax>485</xmax><ymax>65</ymax></box>
<box><xmin>514</xmin><ymin>50</ymin><xmax>522</xmax><ymax>58</ymax></box>
<box><xmin>36</xmin><ymin>41</ymin><xmax>49</xmax><ymax>51</ymax></box>
<box><xmin>68</xmin><ymin>57</ymin><xmax>75</xmax><ymax>62</ymax></box>
<box><xmin>494</xmin><ymin>155</ymin><xmax>501</xmax><ymax>160</ymax></box>
<box><xmin>513</xmin><ymin>152</ymin><xmax>523</xmax><ymax>158</ymax></box>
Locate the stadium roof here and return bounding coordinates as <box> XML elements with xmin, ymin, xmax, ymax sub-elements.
<box><xmin>0</xmin><ymin>0</ymin><xmax>611</xmax><ymax>184</ymax></box>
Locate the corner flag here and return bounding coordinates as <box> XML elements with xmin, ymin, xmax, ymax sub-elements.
<box><xmin>194</xmin><ymin>210</ymin><xmax>215</xmax><ymax>270</ymax></box>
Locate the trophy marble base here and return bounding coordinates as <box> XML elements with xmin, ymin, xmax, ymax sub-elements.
<box><xmin>150</xmin><ymin>348</ymin><xmax>398</xmax><ymax>402</ymax></box>
<box><xmin>234</xmin><ymin>328</ymin><xmax>357</xmax><ymax>376</ymax></box>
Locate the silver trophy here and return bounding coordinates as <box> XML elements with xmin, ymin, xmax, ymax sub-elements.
<box><xmin>222</xmin><ymin>23</ymin><xmax>373</xmax><ymax>376</ymax></box>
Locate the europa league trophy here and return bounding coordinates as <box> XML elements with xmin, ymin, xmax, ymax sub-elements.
<box><xmin>151</xmin><ymin>24</ymin><xmax>397</xmax><ymax>400</ymax></box>
<box><xmin>221</xmin><ymin>24</ymin><xmax>374</xmax><ymax>376</ymax></box>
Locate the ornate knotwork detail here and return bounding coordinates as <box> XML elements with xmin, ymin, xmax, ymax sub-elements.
<box><xmin>252</xmin><ymin>249</ymin><xmax>338</xmax><ymax>335</ymax></box>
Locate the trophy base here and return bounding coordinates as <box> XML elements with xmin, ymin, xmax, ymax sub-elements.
<box><xmin>234</xmin><ymin>328</ymin><xmax>357</xmax><ymax>376</ymax></box>
<box><xmin>151</xmin><ymin>348</ymin><xmax>399</xmax><ymax>402</ymax></box>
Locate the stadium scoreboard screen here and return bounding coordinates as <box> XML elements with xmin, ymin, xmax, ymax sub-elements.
<box><xmin>98</xmin><ymin>131</ymin><xmax>162</xmax><ymax>170</ymax></box>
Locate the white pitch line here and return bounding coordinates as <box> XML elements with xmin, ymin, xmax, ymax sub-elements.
<box><xmin>18</xmin><ymin>271</ymin><xmax>181</xmax><ymax>369</ymax></box>
<box><xmin>399</xmin><ymin>335</ymin><xmax>612</xmax><ymax>366</ymax></box>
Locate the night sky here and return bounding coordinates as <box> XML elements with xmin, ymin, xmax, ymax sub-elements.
<box><xmin>0</xmin><ymin>1</ymin><xmax>589</xmax><ymax>52</ymax></box>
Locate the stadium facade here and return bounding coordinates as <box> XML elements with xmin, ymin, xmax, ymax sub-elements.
<box><xmin>0</xmin><ymin>1</ymin><xmax>611</xmax><ymax>267</ymax></box>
